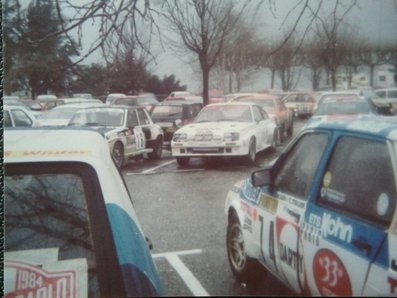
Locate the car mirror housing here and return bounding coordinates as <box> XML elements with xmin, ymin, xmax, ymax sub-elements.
<box><xmin>251</xmin><ymin>169</ymin><xmax>271</xmax><ymax>187</ymax></box>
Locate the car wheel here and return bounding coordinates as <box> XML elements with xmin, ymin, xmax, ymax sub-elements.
<box><xmin>270</xmin><ymin>129</ymin><xmax>280</xmax><ymax>152</ymax></box>
<box><xmin>148</xmin><ymin>136</ymin><xmax>163</xmax><ymax>160</ymax></box>
<box><xmin>227</xmin><ymin>214</ymin><xmax>267</xmax><ymax>284</ymax></box>
<box><xmin>176</xmin><ymin>157</ymin><xmax>190</xmax><ymax>167</ymax></box>
<box><xmin>245</xmin><ymin>137</ymin><xmax>256</xmax><ymax>165</ymax></box>
<box><xmin>112</xmin><ymin>142</ymin><xmax>124</xmax><ymax>169</ymax></box>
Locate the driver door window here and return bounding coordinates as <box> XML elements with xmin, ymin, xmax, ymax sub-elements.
<box><xmin>274</xmin><ymin>133</ymin><xmax>328</xmax><ymax>199</ymax></box>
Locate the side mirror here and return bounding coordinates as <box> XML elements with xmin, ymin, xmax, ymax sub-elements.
<box><xmin>251</xmin><ymin>169</ymin><xmax>271</xmax><ymax>187</ymax></box>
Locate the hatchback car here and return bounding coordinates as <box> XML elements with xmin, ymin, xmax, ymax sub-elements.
<box><xmin>111</xmin><ymin>95</ymin><xmax>159</xmax><ymax>111</ymax></box>
<box><xmin>225</xmin><ymin>115</ymin><xmax>397</xmax><ymax>296</ymax></box>
<box><xmin>150</xmin><ymin>101</ymin><xmax>203</xmax><ymax>149</ymax></box>
<box><xmin>68</xmin><ymin>106</ymin><xmax>164</xmax><ymax>168</ymax></box>
<box><xmin>282</xmin><ymin>92</ymin><xmax>316</xmax><ymax>118</ymax></box>
<box><xmin>171</xmin><ymin>102</ymin><xmax>278</xmax><ymax>167</ymax></box>
<box><xmin>4</xmin><ymin>128</ymin><xmax>164</xmax><ymax>297</ymax></box>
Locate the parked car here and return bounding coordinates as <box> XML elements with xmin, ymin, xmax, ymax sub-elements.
<box><xmin>4</xmin><ymin>104</ymin><xmax>41</xmax><ymax>127</ymax></box>
<box><xmin>36</xmin><ymin>94</ymin><xmax>58</xmax><ymax>101</ymax></box>
<box><xmin>4</xmin><ymin>128</ymin><xmax>164</xmax><ymax>297</ymax></box>
<box><xmin>68</xmin><ymin>106</ymin><xmax>164</xmax><ymax>168</ymax></box>
<box><xmin>38</xmin><ymin>102</ymin><xmax>104</xmax><ymax>126</ymax></box>
<box><xmin>169</xmin><ymin>91</ymin><xmax>191</xmax><ymax>97</ymax></box>
<box><xmin>150</xmin><ymin>101</ymin><xmax>203</xmax><ymax>149</ymax></box>
<box><xmin>171</xmin><ymin>102</ymin><xmax>278</xmax><ymax>167</ymax></box>
<box><xmin>310</xmin><ymin>95</ymin><xmax>393</xmax><ymax>123</ymax></box>
<box><xmin>163</xmin><ymin>95</ymin><xmax>203</xmax><ymax>104</ymax></box>
<box><xmin>225</xmin><ymin>115</ymin><xmax>397</xmax><ymax>296</ymax></box>
<box><xmin>73</xmin><ymin>93</ymin><xmax>94</xmax><ymax>99</ymax></box>
<box><xmin>230</xmin><ymin>94</ymin><xmax>294</xmax><ymax>141</ymax></box>
<box><xmin>282</xmin><ymin>92</ymin><xmax>316</xmax><ymax>118</ymax></box>
<box><xmin>224</xmin><ymin>93</ymin><xmax>261</xmax><ymax>102</ymax></box>
<box><xmin>37</xmin><ymin>98</ymin><xmax>66</xmax><ymax>110</ymax></box>
<box><xmin>105</xmin><ymin>93</ymin><xmax>126</xmax><ymax>105</ymax></box>
<box><xmin>111</xmin><ymin>95</ymin><xmax>159</xmax><ymax>111</ymax></box>
<box><xmin>62</xmin><ymin>97</ymin><xmax>103</xmax><ymax>105</ymax></box>
<box><xmin>374</xmin><ymin>88</ymin><xmax>397</xmax><ymax>114</ymax></box>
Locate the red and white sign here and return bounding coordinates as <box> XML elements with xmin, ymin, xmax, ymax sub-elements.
<box><xmin>5</xmin><ymin>260</ymin><xmax>76</xmax><ymax>298</ymax></box>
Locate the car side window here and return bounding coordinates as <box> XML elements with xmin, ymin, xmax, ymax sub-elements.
<box><xmin>4</xmin><ymin>110</ymin><xmax>12</xmax><ymax>127</ymax></box>
<box><xmin>317</xmin><ymin>136</ymin><xmax>396</xmax><ymax>227</ymax></box>
<box><xmin>11</xmin><ymin>109</ymin><xmax>33</xmax><ymax>126</ymax></box>
<box><xmin>253</xmin><ymin>106</ymin><xmax>264</xmax><ymax>122</ymax></box>
<box><xmin>274</xmin><ymin>133</ymin><xmax>328</xmax><ymax>199</ymax></box>
<box><xmin>137</xmin><ymin>109</ymin><xmax>150</xmax><ymax>125</ymax></box>
<box><xmin>127</xmin><ymin>110</ymin><xmax>139</xmax><ymax>127</ymax></box>
<box><xmin>5</xmin><ymin>167</ymin><xmax>101</xmax><ymax>296</ymax></box>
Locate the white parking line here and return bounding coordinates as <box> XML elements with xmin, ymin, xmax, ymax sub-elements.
<box><xmin>153</xmin><ymin>249</ymin><xmax>209</xmax><ymax>296</ymax></box>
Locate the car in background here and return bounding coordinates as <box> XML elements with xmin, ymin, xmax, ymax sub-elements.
<box><xmin>310</xmin><ymin>95</ymin><xmax>393</xmax><ymax>124</ymax></box>
<box><xmin>282</xmin><ymin>92</ymin><xmax>316</xmax><ymax>118</ymax></box>
<box><xmin>163</xmin><ymin>95</ymin><xmax>203</xmax><ymax>104</ymax></box>
<box><xmin>111</xmin><ymin>95</ymin><xmax>159</xmax><ymax>111</ymax></box>
<box><xmin>150</xmin><ymin>101</ymin><xmax>203</xmax><ymax>149</ymax></box>
<box><xmin>4</xmin><ymin>104</ymin><xmax>41</xmax><ymax>127</ymax></box>
<box><xmin>36</xmin><ymin>94</ymin><xmax>58</xmax><ymax>101</ymax></box>
<box><xmin>73</xmin><ymin>93</ymin><xmax>94</xmax><ymax>99</ymax></box>
<box><xmin>225</xmin><ymin>116</ymin><xmax>397</xmax><ymax>296</ymax></box>
<box><xmin>4</xmin><ymin>95</ymin><xmax>20</xmax><ymax>101</ymax></box>
<box><xmin>105</xmin><ymin>93</ymin><xmax>126</xmax><ymax>105</ymax></box>
<box><xmin>68</xmin><ymin>106</ymin><xmax>164</xmax><ymax>169</ymax></box>
<box><xmin>38</xmin><ymin>102</ymin><xmax>104</xmax><ymax>126</ymax></box>
<box><xmin>230</xmin><ymin>94</ymin><xmax>294</xmax><ymax>141</ymax></box>
<box><xmin>37</xmin><ymin>98</ymin><xmax>66</xmax><ymax>110</ymax></box>
<box><xmin>171</xmin><ymin>102</ymin><xmax>278</xmax><ymax>167</ymax></box>
<box><xmin>315</xmin><ymin>89</ymin><xmax>380</xmax><ymax>111</ymax></box>
<box><xmin>169</xmin><ymin>91</ymin><xmax>191</xmax><ymax>97</ymax></box>
<box><xmin>374</xmin><ymin>88</ymin><xmax>397</xmax><ymax>114</ymax></box>
<box><xmin>62</xmin><ymin>97</ymin><xmax>103</xmax><ymax>105</ymax></box>
<box><xmin>224</xmin><ymin>93</ymin><xmax>261</xmax><ymax>102</ymax></box>
<box><xmin>4</xmin><ymin>128</ymin><xmax>164</xmax><ymax>297</ymax></box>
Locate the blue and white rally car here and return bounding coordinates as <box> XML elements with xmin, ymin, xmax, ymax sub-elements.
<box><xmin>4</xmin><ymin>128</ymin><xmax>163</xmax><ymax>297</ymax></box>
<box><xmin>225</xmin><ymin>116</ymin><xmax>397</xmax><ymax>296</ymax></box>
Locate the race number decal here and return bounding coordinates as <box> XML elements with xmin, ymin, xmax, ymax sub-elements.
<box><xmin>313</xmin><ymin>249</ymin><xmax>351</xmax><ymax>296</ymax></box>
<box><xmin>133</xmin><ymin>127</ymin><xmax>145</xmax><ymax>150</ymax></box>
<box><xmin>5</xmin><ymin>261</ymin><xmax>76</xmax><ymax>298</ymax></box>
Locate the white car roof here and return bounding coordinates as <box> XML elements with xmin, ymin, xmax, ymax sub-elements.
<box><xmin>4</xmin><ymin>128</ymin><xmax>112</xmax><ymax>166</ymax></box>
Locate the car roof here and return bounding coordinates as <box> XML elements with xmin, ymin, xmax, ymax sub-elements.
<box><xmin>4</xmin><ymin>127</ymin><xmax>113</xmax><ymax>165</ymax></box>
<box><xmin>305</xmin><ymin>115</ymin><xmax>397</xmax><ymax>140</ymax></box>
<box><xmin>206</xmin><ymin>102</ymin><xmax>257</xmax><ymax>107</ymax></box>
<box><xmin>75</xmin><ymin>105</ymin><xmax>143</xmax><ymax>111</ymax></box>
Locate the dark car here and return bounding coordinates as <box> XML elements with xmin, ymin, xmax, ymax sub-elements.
<box><xmin>149</xmin><ymin>101</ymin><xmax>203</xmax><ymax>149</ymax></box>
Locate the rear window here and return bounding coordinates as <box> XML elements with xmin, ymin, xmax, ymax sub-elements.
<box><xmin>4</xmin><ymin>162</ymin><xmax>124</xmax><ymax>297</ymax></box>
<box><xmin>151</xmin><ymin>105</ymin><xmax>183</xmax><ymax>120</ymax></box>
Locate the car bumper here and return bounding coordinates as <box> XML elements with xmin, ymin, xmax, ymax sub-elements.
<box><xmin>171</xmin><ymin>140</ymin><xmax>249</xmax><ymax>157</ymax></box>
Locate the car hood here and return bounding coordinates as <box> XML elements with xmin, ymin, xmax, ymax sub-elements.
<box><xmin>40</xmin><ymin>119</ymin><xmax>70</xmax><ymax>126</ymax></box>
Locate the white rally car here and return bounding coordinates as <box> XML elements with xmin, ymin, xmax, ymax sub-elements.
<box><xmin>68</xmin><ymin>106</ymin><xmax>164</xmax><ymax>169</ymax></box>
<box><xmin>171</xmin><ymin>102</ymin><xmax>279</xmax><ymax>167</ymax></box>
<box><xmin>225</xmin><ymin>115</ymin><xmax>397</xmax><ymax>296</ymax></box>
<box><xmin>4</xmin><ymin>128</ymin><xmax>163</xmax><ymax>297</ymax></box>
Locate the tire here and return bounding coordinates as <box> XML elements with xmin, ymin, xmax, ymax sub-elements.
<box><xmin>227</xmin><ymin>214</ymin><xmax>267</xmax><ymax>284</ymax></box>
<box><xmin>112</xmin><ymin>142</ymin><xmax>124</xmax><ymax>169</ymax></box>
<box><xmin>148</xmin><ymin>136</ymin><xmax>163</xmax><ymax>160</ymax></box>
<box><xmin>245</xmin><ymin>138</ymin><xmax>256</xmax><ymax>165</ymax></box>
<box><xmin>270</xmin><ymin>129</ymin><xmax>280</xmax><ymax>152</ymax></box>
<box><xmin>176</xmin><ymin>157</ymin><xmax>190</xmax><ymax>167</ymax></box>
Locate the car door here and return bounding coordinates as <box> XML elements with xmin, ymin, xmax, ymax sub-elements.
<box><xmin>252</xmin><ymin>132</ymin><xmax>329</xmax><ymax>292</ymax></box>
<box><xmin>126</xmin><ymin>110</ymin><xmax>145</xmax><ymax>155</ymax></box>
<box><xmin>301</xmin><ymin>135</ymin><xmax>397</xmax><ymax>296</ymax></box>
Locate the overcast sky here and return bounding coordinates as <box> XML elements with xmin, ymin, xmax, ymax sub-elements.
<box><xmin>75</xmin><ymin>0</ymin><xmax>397</xmax><ymax>92</ymax></box>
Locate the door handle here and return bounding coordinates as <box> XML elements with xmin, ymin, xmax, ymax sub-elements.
<box><xmin>353</xmin><ymin>238</ymin><xmax>372</xmax><ymax>256</ymax></box>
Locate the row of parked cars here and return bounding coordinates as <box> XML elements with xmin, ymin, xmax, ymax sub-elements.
<box><xmin>4</xmin><ymin>88</ymin><xmax>397</xmax><ymax>296</ymax></box>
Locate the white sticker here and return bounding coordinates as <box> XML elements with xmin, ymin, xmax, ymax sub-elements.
<box><xmin>377</xmin><ymin>193</ymin><xmax>390</xmax><ymax>216</ymax></box>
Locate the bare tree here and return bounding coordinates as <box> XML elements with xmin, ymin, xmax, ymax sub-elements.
<box><xmin>160</xmin><ymin>0</ymin><xmax>255</xmax><ymax>105</ymax></box>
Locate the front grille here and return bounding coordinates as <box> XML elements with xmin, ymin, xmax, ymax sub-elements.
<box><xmin>188</xmin><ymin>147</ymin><xmax>225</xmax><ymax>153</ymax></box>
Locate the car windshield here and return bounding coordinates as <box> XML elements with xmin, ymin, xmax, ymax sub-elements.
<box><xmin>69</xmin><ymin>108</ymin><xmax>124</xmax><ymax>127</ymax></box>
<box><xmin>314</xmin><ymin>100</ymin><xmax>374</xmax><ymax>115</ymax></box>
<box><xmin>151</xmin><ymin>105</ymin><xmax>183</xmax><ymax>120</ymax></box>
<box><xmin>114</xmin><ymin>97</ymin><xmax>138</xmax><ymax>105</ymax></box>
<box><xmin>236</xmin><ymin>98</ymin><xmax>276</xmax><ymax>112</ymax></box>
<box><xmin>194</xmin><ymin>105</ymin><xmax>252</xmax><ymax>123</ymax></box>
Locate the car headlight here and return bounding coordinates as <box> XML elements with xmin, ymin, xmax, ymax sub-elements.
<box><xmin>173</xmin><ymin>132</ymin><xmax>187</xmax><ymax>142</ymax></box>
<box><xmin>175</xmin><ymin>119</ymin><xmax>182</xmax><ymax>127</ymax></box>
<box><xmin>223</xmin><ymin>132</ymin><xmax>239</xmax><ymax>142</ymax></box>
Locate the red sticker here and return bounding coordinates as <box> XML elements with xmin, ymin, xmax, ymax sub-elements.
<box><xmin>313</xmin><ymin>249</ymin><xmax>351</xmax><ymax>296</ymax></box>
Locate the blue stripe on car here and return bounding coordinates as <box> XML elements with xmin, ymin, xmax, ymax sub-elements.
<box><xmin>106</xmin><ymin>203</ymin><xmax>164</xmax><ymax>296</ymax></box>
